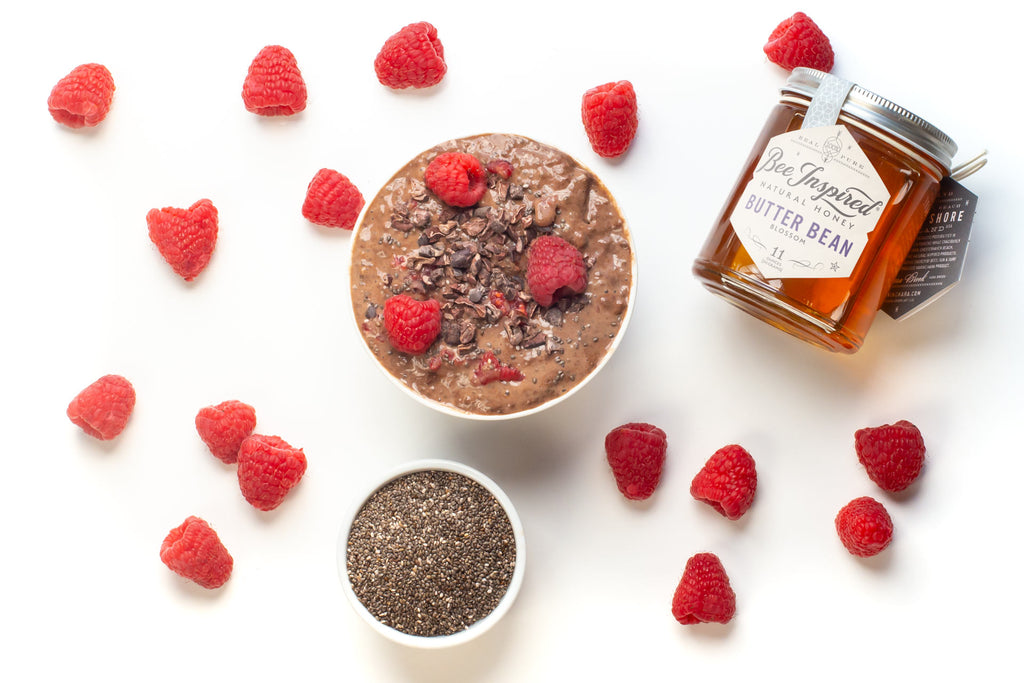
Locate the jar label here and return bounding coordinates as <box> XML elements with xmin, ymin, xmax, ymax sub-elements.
<box><xmin>729</xmin><ymin>124</ymin><xmax>891</xmax><ymax>279</ymax></box>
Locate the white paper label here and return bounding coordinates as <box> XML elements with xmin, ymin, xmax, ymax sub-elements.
<box><xmin>730</xmin><ymin>125</ymin><xmax>890</xmax><ymax>279</ymax></box>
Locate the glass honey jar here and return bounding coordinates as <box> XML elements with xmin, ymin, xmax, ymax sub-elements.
<box><xmin>692</xmin><ymin>68</ymin><xmax>957</xmax><ymax>353</ymax></box>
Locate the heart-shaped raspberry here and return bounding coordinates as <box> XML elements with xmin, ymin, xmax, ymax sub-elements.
<box><xmin>146</xmin><ymin>199</ymin><xmax>219</xmax><ymax>282</ymax></box>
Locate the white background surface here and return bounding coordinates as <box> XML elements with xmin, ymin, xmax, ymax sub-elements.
<box><xmin>2</xmin><ymin>1</ymin><xmax>1018</xmax><ymax>680</ymax></box>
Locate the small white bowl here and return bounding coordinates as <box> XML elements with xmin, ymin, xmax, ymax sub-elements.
<box><xmin>337</xmin><ymin>459</ymin><xmax>526</xmax><ymax>648</ymax></box>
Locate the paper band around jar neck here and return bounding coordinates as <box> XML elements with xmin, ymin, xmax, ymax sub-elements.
<box><xmin>801</xmin><ymin>74</ymin><xmax>856</xmax><ymax>129</ymax></box>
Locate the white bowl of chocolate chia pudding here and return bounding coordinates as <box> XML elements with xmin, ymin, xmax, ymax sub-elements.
<box><xmin>349</xmin><ymin>133</ymin><xmax>636</xmax><ymax>420</ymax></box>
<box><xmin>338</xmin><ymin>459</ymin><xmax>525</xmax><ymax>649</ymax></box>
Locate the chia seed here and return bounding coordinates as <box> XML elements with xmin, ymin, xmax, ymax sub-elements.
<box><xmin>346</xmin><ymin>469</ymin><xmax>517</xmax><ymax>637</ymax></box>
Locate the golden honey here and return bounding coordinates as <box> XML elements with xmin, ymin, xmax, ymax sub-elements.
<box><xmin>693</xmin><ymin>68</ymin><xmax>957</xmax><ymax>353</ymax></box>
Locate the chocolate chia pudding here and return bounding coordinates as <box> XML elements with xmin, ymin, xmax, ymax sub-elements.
<box><xmin>350</xmin><ymin>133</ymin><xmax>635</xmax><ymax>417</ymax></box>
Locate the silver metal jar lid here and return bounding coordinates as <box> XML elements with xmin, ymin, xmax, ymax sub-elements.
<box><xmin>781</xmin><ymin>67</ymin><xmax>958</xmax><ymax>174</ymax></box>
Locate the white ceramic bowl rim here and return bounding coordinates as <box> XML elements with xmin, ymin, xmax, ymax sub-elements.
<box><xmin>337</xmin><ymin>459</ymin><xmax>526</xmax><ymax>649</ymax></box>
<box><xmin>346</xmin><ymin>133</ymin><xmax>638</xmax><ymax>421</ymax></box>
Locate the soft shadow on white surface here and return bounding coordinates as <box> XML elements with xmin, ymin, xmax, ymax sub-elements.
<box><xmin>332</xmin><ymin>562</ymin><xmax>532</xmax><ymax>681</ymax></box>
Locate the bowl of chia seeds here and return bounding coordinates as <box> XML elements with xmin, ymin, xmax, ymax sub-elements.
<box><xmin>338</xmin><ymin>459</ymin><xmax>525</xmax><ymax>648</ymax></box>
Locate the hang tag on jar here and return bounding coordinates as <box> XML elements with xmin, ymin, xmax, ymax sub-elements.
<box><xmin>881</xmin><ymin>176</ymin><xmax>978</xmax><ymax>320</ymax></box>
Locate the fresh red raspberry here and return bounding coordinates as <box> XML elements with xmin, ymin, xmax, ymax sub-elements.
<box><xmin>854</xmin><ymin>420</ymin><xmax>926</xmax><ymax>493</ymax></box>
<box><xmin>242</xmin><ymin>45</ymin><xmax>307</xmax><ymax>116</ymax></box>
<box><xmin>690</xmin><ymin>444</ymin><xmax>758</xmax><ymax>520</ymax></box>
<box><xmin>374</xmin><ymin>22</ymin><xmax>447</xmax><ymax>90</ymax></box>
<box><xmin>67</xmin><ymin>374</ymin><xmax>135</xmax><ymax>440</ymax></box>
<box><xmin>672</xmin><ymin>552</ymin><xmax>737</xmax><ymax>625</ymax></box>
<box><xmin>581</xmin><ymin>80</ymin><xmax>638</xmax><ymax>158</ymax></box>
<box><xmin>160</xmin><ymin>516</ymin><xmax>233</xmax><ymax>589</ymax></box>
<box><xmin>146</xmin><ymin>198</ymin><xmax>219</xmax><ymax>282</ymax></box>
<box><xmin>763</xmin><ymin>12</ymin><xmax>834</xmax><ymax>72</ymax></box>
<box><xmin>472</xmin><ymin>351</ymin><xmax>525</xmax><ymax>386</ymax></box>
<box><xmin>424</xmin><ymin>152</ymin><xmax>487</xmax><ymax>207</ymax></box>
<box><xmin>605</xmin><ymin>422</ymin><xmax>668</xmax><ymax>501</ymax></box>
<box><xmin>237</xmin><ymin>434</ymin><xmax>307</xmax><ymax>511</ymax></box>
<box><xmin>47</xmin><ymin>63</ymin><xmax>115</xmax><ymax>129</ymax></box>
<box><xmin>195</xmin><ymin>400</ymin><xmax>257</xmax><ymax>464</ymax></box>
<box><xmin>835</xmin><ymin>496</ymin><xmax>894</xmax><ymax>557</ymax></box>
<box><xmin>383</xmin><ymin>294</ymin><xmax>442</xmax><ymax>355</ymax></box>
<box><xmin>526</xmin><ymin>235</ymin><xmax>588</xmax><ymax>308</ymax></box>
<box><xmin>302</xmin><ymin>168</ymin><xmax>365</xmax><ymax>229</ymax></box>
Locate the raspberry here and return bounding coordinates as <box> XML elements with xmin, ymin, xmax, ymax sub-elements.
<box><xmin>237</xmin><ymin>434</ymin><xmax>307</xmax><ymax>511</ymax></box>
<box><xmin>690</xmin><ymin>444</ymin><xmax>758</xmax><ymax>520</ymax></box>
<box><xmin>488</xmin><ymin>290</ymin><xmax>526</xmax><ymax>318</ymax></box>
<box><xmin>160</xmin><ymin>516</ymin><xmax>233</xmax><ymax>589</ymax></box>
<box><xmin>146</xmin><ymin>198</ymin><xmax>219</xmax><ymax>282</ymax></box>
<box><xmin>763</xmin><ymin>12</ymin><xmax>835</xmax><ymax>72</ymax></box>
<box><xmin>854</xmin><ymin>420</ymin><xmax>926</xmax><ymax>493</ymax></box>
<box><xmin>835</xmin><ymin>496</ymin><xmax>894</xmax><ymax>557</ymax></box>
<box><xmin>67</xmin><ymin>374</ymin><xmax>135</xmax><ymax>440</ymax></box>
<box><xmin>383</xmin><ymin>294</ymin><xmax>442</xmax><ymax>355</ymax></box>
<box><xmin>302</xmin><ymin>168</ymin><xmax>365</xmax><ymax>230</ymax></box>
<box><xmin>581</xmin><ymin>80</ymin><xmax>638</xmax><ymax>158</ymax></box>
<box><xmin>604</xmin><ymin>422</ymin><xmax>667</xmax><ymax>501</ymax></box>
<box><xmin>472</xmin><ymin>351</ymin><xmax>525</xmax><ymax>386</ymax></box>
<box><xmin>195</xmin><ymin>400</ymin><xmax>257</xmax><ymax>464</ymax></box>
<box><xmin>374</xmin><ymin>22</ymin><xmax>447</xmax><ymax>90</ymax></box>
<box><xmin>671</xmin><ymin>552</ymin><xmax>736</xmax><ymax>625</ymax></box>
<box><xmin>47</xmin><ymin>63</ymin><xmax>115</xmax><ymax>129</ymax></box>
<box><xmin>241</xmin><ymin>45</ymin><xmax>307</xmax><ymax>116</ymax></box>
<box><xmin>424</xmin><ymin>152</ymin><xmax>487</xmax><ymax>208</ymax></box>
<box><xmin>526</xmin><ymin>235</ymin><xmax>588</xmax><ymax>307</ymax></box>
<box><xmin>485</xmin><ymin>159</ymin><xmax>514</xmax><ymax>180</ymax></box>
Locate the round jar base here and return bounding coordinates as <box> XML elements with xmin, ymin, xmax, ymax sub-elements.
<box><xmin>693</xmin><ymin>259</ymin><xmax>862</xmax><ymax>354</ymax></box>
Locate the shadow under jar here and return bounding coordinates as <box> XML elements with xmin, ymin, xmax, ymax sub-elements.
<box><xmin>693</xmin><ymin>68</ymin><xmax>957</xmax><ymax>353</ymax></box>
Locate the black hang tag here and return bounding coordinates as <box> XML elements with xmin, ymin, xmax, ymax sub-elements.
<box><xmin>881</xmin><ymin>177</ymin><xmax>977</xmax><ymax>320</ymax></box>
